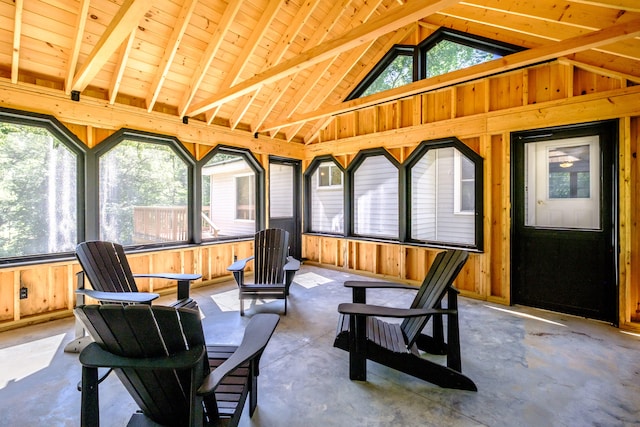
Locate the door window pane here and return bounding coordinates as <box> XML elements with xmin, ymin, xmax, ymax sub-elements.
<box><xmin>270</xmin><ymin>163</ymin><xmax>293</xmax><ymax>217</ymax></box>
<box><xmin>353</xmin><ymin>155</ymin><xmax>398</xmax><ymax>238</ymax></box>
<box><xmin>525</xmin><ymin>136</ymin><xmax>600</xmax><ymax>229</ymax></box>
<box><xmin>100</xmin><ymin>140</ymin><xmax>189</xmax><ymax>244</ymax></box>
<box><xmin>0</xmin><ymin>122</ymin><xmax>78</xmax><ymax>257</ymax></box>
<box><xmin>202</xmin><ymin>152</ymin><xmax>256</xmax><ymax>238</ymax></box>
<box><xmin>548</xmin><ymin>145</ymin><xmax>590</xmax><ymax>199</ymax></box>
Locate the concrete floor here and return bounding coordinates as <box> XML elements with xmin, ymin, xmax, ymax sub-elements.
<box><xmin>1</xmin><ymin>264</ymin><xmax>639</xmax><ymax>427</ymax></box>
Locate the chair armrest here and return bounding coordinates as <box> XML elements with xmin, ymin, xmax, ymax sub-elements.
<box><xmin>198</xmin><ymin>313</ymin><xmax>279</xmax><ymax>396</ymax></box>
<box><xmin>76</xmin><ymin>289</ymin><xmax>159</xmax><ymax>304</ymax></box>
<box><xmin>284</xmin><ymin>256</ymin><xmax>300</xmax><ymax>272</ymax></box>
<box><xmin>227</xmin><ymin>256</ymin><xmax>255</xmax><ymax>272</ymax></box>
<box><xmin>79</xmin><ymin>342</ymin><xmax>205</xmax><ymax>370</ymax></box>
<box><xmin>134</xmin><ymin>273</ymin><xmax>201</xmax><ymax>282</ymax></box>
<box><xmin>338</xmin><ymin>302</ymin><xmax>454</xmax><ymax>319</ymax></box>
<box><xmin>344</xmin><ymin>280</ymin><xmax>418</xmax><ymax>291</ymax></box>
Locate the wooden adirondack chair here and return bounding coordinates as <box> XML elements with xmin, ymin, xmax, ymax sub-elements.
<box><xmin>227</xmin><ymin>228</ymin><xmax>300</xmax><ymax>315</ymax></box>
<box><xmin>333</xmin><ymin>249</ymin><xmax>477</xmax><ymax>391</ymax></box>
<box><xmin>75</xmin><ymin>240</ymin><xmax>201</xmax><ymax>308</ymax></box>
<box><xmin>76</xmin><ymin>304</ymin><xmax>279</xmax><ymax>427</ymax></box>
<box><xmin>65</xmin><ymin>240</ymin><xmax>202</xmax><ymax>353</ymax></box>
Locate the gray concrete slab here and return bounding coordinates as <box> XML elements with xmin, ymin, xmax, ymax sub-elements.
<box><xmin>0</xmin><ymin>264</ymin><xmax>639</xmax><ymax>426</ymax></box>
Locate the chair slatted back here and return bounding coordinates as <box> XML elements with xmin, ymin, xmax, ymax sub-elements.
<box><xmin>76</xmin><ymin>241</ymin><xmax>139</xmax><ymax>293</ymax></box>
<box><xmin>401</xmin><ymin>250</ymin><xmax>468</xmax><ymax>347</ymax></box>
<box><xmin>76</xmin><ymin>305</ymin><xmax>207</xmax><ymax>426</ymax></box>
<box><xmin>254</xmin><ymin>228</ymin><xmax>289</xmax><ymax>285</ymax></box>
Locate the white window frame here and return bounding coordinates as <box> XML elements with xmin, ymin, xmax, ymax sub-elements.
<box><xmin>234</xmin><ymin>174</ymin><xmax>255</xmax><ymax>221</ymax></box>
<box><xmin>454</xmin><ymin>149</ymin><xmax>475</xmax><ymax>215</ymax></box>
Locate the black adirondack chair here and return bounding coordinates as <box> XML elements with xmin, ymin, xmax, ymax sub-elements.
<box><xmin>333</xmin><ymin>249</ymin><xmax>476</xmax><ymax>391</ymax></box>
<box><xmin>227</xmin><ymin>228</ymin><xmax>300</xmax><ymax>315</ymax></box>
<box><xmin>75</xmin><ymin>240</ymin><xmax>201</xmax><ymax>308</ymax></box>
<box><xmin>76</xmin><ymin>304</ymin><xmax>279</xmax><ymax>427</ymax></box>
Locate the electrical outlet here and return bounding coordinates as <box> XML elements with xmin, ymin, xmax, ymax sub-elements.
<box><xmin>20</xmin><ymin>287</ymin><xmax>28</xmax><ymax>299</ymax></box>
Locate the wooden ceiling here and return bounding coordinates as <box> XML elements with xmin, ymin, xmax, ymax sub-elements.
<box><xmin>1</xmin><ymin>0</ymin><xmax>639</xmax><ymax>145</ymax></box>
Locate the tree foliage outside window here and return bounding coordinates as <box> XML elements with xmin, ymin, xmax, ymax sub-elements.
<box><xmin>99</xmin><ymin>139</ymin><xmax>189</xmax><ymax>245</ymax></box>
<box><xmin>426</xmin><ymin>40</ymin><xmax>501</xmax><ymax>78</ymax></box>
<box><xmin>361</xmin><ymin>54</ymin><xmax>414</xmax><ymax>97</ymax></box>
<box><xmin>0</xmin><ymin>122</ymin><xmax>77</xmax><ymax>258</ymax></box>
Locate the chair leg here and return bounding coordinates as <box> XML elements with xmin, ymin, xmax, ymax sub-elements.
<box><xmin>284</xmin><ymin>296</ymin><xmax>287</xmax><ymax>315</ymax></box>
<box><xmin>240</xmin><ymin>297</ymin><xmax>245</xmax><ymax>316</ymax></box>
<box><xmin>348</xmin><ymin>314</ymin><xmax>367</xmax><ymax>381</ymax></box>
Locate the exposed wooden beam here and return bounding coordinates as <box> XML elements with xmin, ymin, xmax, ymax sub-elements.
<box><xmin>256</xmin><ymin>0</ymin><xmax>386</xmax><ymax>136</ymax></box>
<box><xmin>65</xmin><ymin>0</ymin><xmax>90</xmax><ymax>95</ymax></box>
<box><xmin>11</xmin><ymin>0</ymin><xmax>23</xmax><ymax>84</ymax></box>
<box><xmin>71</xmin><ymin>0</ymin><xmax>153</xmax><ymax>92</ymax></box>
<box><xmin>263</xmin><ymin>18</ymin><xmax>640</xmax><ymax>132</ymax></box>
<box><xmin>109</xmin><ymin>28</ymin><xmax>136</xmax><ymax>105</ymax></box>
<box><xmin>178</xmin><ymin>0</ymin><xmax>243</xmax><ymax>118</ymax></box>
<box><xmin>186</xmin><ymin>0</ymin><xmax>461</xmax><ymax>117</ymax></box>
<box><xmin>227</xmin><ymin>0</ymin><xmax>320</xmax><ymax>129</ymax></box>
<box><xmin>146</xmin><ymin>0</ymin><xmax>197</xmax><ymax>112</ymax></box>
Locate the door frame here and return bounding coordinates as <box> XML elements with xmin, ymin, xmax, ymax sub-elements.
<box><xmin>510</xmin><ymin>120</ymin><xmax>619</xmax><ymax>324</ymax></box>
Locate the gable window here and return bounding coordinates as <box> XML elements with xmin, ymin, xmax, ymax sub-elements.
<box><xmin>97</xmin><ymin>131</ymin><xmax>192</xmax><ymax>246</ymax></box>
<box><xmin>346</xmin><ymin>46</ymin><xmax>415</xmax><ymax>100</ymax></box>
<box><xmin>0</xmin><ymin>108</ymin><xmax>85</xmax><ymax>260</ymax></box>
<box><xmin>305</xmin><ymin>158</ymin><xmax>345</xmax><ymax>234</ymax></box>
<box><xmin>347</xmin><ymin>28</ymin><xmax>521</xmax><ymax>100</ymax></box>
<box><xmin>350</xmin><ymin>150</ymin><xmax>399</xmax><ymax>239</ymax></box>
<box><xmin>406</xmin><ymin>138</ymin><xmax>483</xmax><ymax>249</ymax></box>
<box><xmin>201</xmin><ymin>147</ymin><xmax>263</xmax><ymax>240</ymax></box>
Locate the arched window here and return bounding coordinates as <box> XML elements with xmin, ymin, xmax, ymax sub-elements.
<box><xmin>95</xmin><ymin>130</ymin><xmax>194</xmax><ymax>246</ymax></box>
<box><xmin>405</xmin><ymin>138</ymin><xmax>483</xmax><ymax>250</ymax></box>
<box><xmin>349</xmin><ymin>149</ymin><xmax>400</xmax><ymax>239</ymax></box>
<box><xmin>200</xmin><ymin>146</ymin><xmax>264</xmax><ymax>240</ymax></box>
<box><xmin>0</xmin><ymin>108</ymin><xmax>85</xmax><ymax>261</ymax></box>
<box><xmin>304</xmin><ymin>156</ymin><xmax>345</xmax><ymax>234</ymax></box>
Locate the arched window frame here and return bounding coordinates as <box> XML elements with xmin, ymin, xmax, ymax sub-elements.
<box><xmin>90</xmin><ymin>129</ymin><xmax>195</xmax><ymax>250</ymax></box>
<box><xmin>0</xmin><ymin>107</ymin><xmax>86</xmax><ymax>263</ymax></box>
<box><xmin>197</xmin><ymin>145</ymin><xmax>265</xmax><ymax>242</ymax></box>
<box><xmin>304</xmin><ymin>155</ymin><xmax>346</xmax><ymax>235</ymax></box>
<box><xmin>404</xmin><ymin>137</ymin><xmax>484</xmax><ymax>251</ymax></box>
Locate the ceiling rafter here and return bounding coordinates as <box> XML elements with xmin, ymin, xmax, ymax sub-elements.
<box><xmin>146</xmin><ymin>0</ymin><xmax>198</xmax><ymax>112</ymax></box>
<box><xmin>229</xmin><ymin>0</ymin><xmax>321</xmax><ymax>130</ymax></box>
<box><xmin>71</xmin><ymin>0</ymin><xmax>154</xmax><ymax>92</ymax></box>
<box><xmin>178</xmin><ymin>0</ymin><xmax>243</xmax><ymax>118</ymax></box>
<box><xmin>254</xmin><ymin>0</ymin><xmax>386</xmax><ymax>137</ymax></box>
<box><xmin>186</xmin><ymin>0</ymin><xmax>461</xmax><ymax>118</ymax></box>
<box><xmin>11</xmin><ymin>0</ymin><xmax>24</xmax><ymax>84</ymax></box>
<box><xmin>65</xmin><ymin>0</ymin><xmax>90</xmax><ymax>95</ymax></box>
<box><xmin>219</xmin><ymin>0</ymin><xmax>286</xmax><ymax>129</ymax></box>
<box><xmin>263</xmin><ymin>18</ymin><xmax>640</xmax><ymax>133</ymax></box>
<box><xmin>301</xmin><ymin>25</ymin><xmax>416</xmax><ymax>143</ymax></box>
<box><xmin>109</xmin><ymin>28</ymin><xmax>136</xmax><ymax>105</ymax></box>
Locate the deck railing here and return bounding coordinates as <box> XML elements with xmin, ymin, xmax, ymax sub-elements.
<box><xmin>133</xmin><ymin>206</ymin><xmax>218</xmax><ymax>242</ymax></box>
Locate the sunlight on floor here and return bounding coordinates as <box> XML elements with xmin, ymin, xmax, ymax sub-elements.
<box><xmin>484</xmin><ymin>305</ymin><xmax>567</xmax><ymax>327</ymax></box>
<box><xmin>0</xmin><ymin>333</ymin><xmax>66</xmax><ymax>389</ymax></box>
<box><xmin>293</xmin><ymin>272</ymin><xmax>333</xmax><ymax>289</ymax></box>
<box><xmin>620</xmin><ymin>330</ymin><xmax>640</xmax><ymax>338</ymax></box>
<box><xmin>210</xmin><ymin>289</ymin><xmax>276</xmax><ymax>312</ymax></box>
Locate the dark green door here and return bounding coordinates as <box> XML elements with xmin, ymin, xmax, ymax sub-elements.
<box><xmin>269</xmin><ymin>157</ymin><xmax>301</xmax><ymax>260</ymax></box>
<box><xmin>512</xmin><ymin>121</ymin><xmax>617</xmax><ymax>323</ymax></box>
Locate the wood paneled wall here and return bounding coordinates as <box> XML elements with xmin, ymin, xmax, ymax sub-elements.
<box><xmin>304</xmin><ymin>59</ymin><xmax>640</xmax><ymax>330</ymax></box>
<box><xmin>1</xmin><ymin>59</ymin><xmax>639</xmax><ymax>332</ymax></box>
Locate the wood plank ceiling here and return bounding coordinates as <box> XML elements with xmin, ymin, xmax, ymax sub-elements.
<box><xmin>0</xmin><ymin>0</ymin><xmax>639</xmax><ymax>145</ymax></box>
